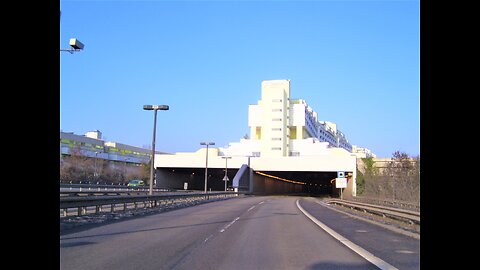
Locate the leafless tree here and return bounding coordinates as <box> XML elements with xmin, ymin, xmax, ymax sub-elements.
<box><xmin>60</xmin><ymin>145</ymin><xmax>94</xmax><ymax>183</ymax></box>
<box><xmin>360</xmin><ymin>151</ymin><xmax>420</xmax><ymax>204</ymax></box>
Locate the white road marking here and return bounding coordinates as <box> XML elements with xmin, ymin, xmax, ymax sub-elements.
<box><xmin>259</xmin><ymin>201</ymin><xmax>264</xmax><ymax>205</ymax></box>
<box><xmin>204</xmin><ymin>234</ymin><xmax>213</xmax><ymax>243</ymax></box>
<box><xmin>247</xmin><ymin>206</ymin><xmax>256</xmax><ymax>212</ymax></box>
<box><xmin>395</xmin><ymin>250</ymin><xmax>415</xmax><ymax>254</ymax></box>
<box><xmin>220</xmin><ymin>217</ymin><xmax>240</xmax><ymax>233</ymax></box>
<box><xmin>296</xmin><ymin>199</ymin><xmax>399</xmax><ymax>270</ymax></box>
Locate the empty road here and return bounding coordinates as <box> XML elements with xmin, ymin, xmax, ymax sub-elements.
<box><xmin>60</xmin><ymin>195</ymin><xmax>419</xmax><ymax>270</ymax></box>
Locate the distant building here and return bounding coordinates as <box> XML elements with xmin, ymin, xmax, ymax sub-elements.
<box><xmin>351</xmin><ymin>145</ymin><xmax>377</xmax><ymax>158</ymax></box>
<box><xmin>155</xmin><ymin>79</ymin><xmax>368</xmax><ymax>196</ymax></box>
<box><xmin>218</xmin><ymin>79</ymin><xmax>371</xmax><ymax>157</ymax></box>
<box><xmin>60</xmin><ymin>130</ymin><xmax>167</xmax><ymax>168</ymax></box>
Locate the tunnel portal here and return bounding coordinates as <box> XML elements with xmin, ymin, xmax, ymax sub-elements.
<box><xmin>156</xmin><ymin>167</ymin><xmax>347</xmax><ymax>196</ymax></box>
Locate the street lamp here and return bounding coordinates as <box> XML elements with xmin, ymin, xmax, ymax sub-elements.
<box><xmin>124</xmin><ymin>157</ymin><xmax>130</xmax><ymax>183</ymax></box>
<box><xmin>246</xmin><ymin>155</ymin><xmax>255</xmax><ymax>194</ymax></box>
<box><xmin>200</xmin><ymin>142</ymin><xmax>215</xmax><ymax>193</ymax></box>
<box><xmin>94</xmin><ymin>151</ymin><xmax>99</xmax><ymax>181</ymax></box>
<box><xmin>144</xmin><ymin>104</ymin><xmax>169</xmax><ymax>195</ymax></box>
<box><xmin>222</xmin><ymin>156</ymin><xmax>232</xmax><ymax>192</ymax></box>
<box><xmin>60</xmin><ymin>38</ymin><xmax>84</xmax><ymax>54</ymax></box>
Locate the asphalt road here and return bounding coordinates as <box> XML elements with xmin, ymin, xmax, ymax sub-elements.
<box><xmin>60</xmin><ymin>195</ymin><xmax>419</xmax><ymax>270</ymax></box>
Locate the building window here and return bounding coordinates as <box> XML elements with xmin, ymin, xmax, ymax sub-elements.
<box><xmin>271</xmin><ymin>147</ymin><xmax>282</xmax><ymax>151</ymax></box>
<box><xmin>272</xmin><ymin>118</ymin><xmax>282</xmax><ymax>121</ymax></box>
<box><xmin>272</xmin><ymin>138</ymin><xmax>282</xmax><ymax>141</ymax></box>
<box><xmin>272</xmin><ymin>108</ymin><xmax>282</xmax><ymax>112</ymax></box>
<box><xmin>272</xmin><ymin>128</ymin><xmax>282</xmax><ymax>131</ymax></box>
<box><xmin>272</xmin><ymin>99</ymin><xmax>282</xmax><ymax>102</ymax></box>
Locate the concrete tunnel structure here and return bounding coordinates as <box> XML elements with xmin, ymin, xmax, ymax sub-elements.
<box><xmin>154</xmin><ymin>147</ymin><xmax>357</xmax><ymax>197</ymax></box>
<box><xmin>153</xmin><ymin>80</ymin><xmax>368</xmax><ymax>197</ymax></box>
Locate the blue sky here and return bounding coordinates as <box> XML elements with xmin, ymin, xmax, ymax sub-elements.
<box><xmin>60</xmin><ymin>0</ymin><xmax>419</xmax><ymax>158</ymax></box>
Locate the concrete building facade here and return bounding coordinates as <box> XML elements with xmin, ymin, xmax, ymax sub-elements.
<box><xmin>60</xmin><ymin>130</ymin><xmax>164</xmax><ymax>167</ymax></box>
<box><xmin>155</xmin><ymin>79</ymin><xmax>367</xmax><ymax>196</ymax></box>
<box><xmin>221</xmin><ymin>79</ymin><xmax>361</xmax><ymax>157</ymax></box>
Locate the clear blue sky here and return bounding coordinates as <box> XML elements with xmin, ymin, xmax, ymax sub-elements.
<box><xmin>60</xmin><ymin>0</ymin><xmax>419</xmax><ymax>158</ymax></box>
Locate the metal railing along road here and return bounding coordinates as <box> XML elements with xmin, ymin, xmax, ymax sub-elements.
<box><xmin>349</xmin><ymin>195</ymin><xmax>420</xmax><ymax>212</ymax></box>
<box><xmin>60</xmin><ymin>183</ymin><xmax>173</xmax><ymax>192</ymax></box>
<box><xmin>326</xmin><ymin>198</ymin><xmax>420</xmax><ymax>225</ymax></box>
<box><xmin>60</xmin><ymin>191</ymin><xmax>241</xmax><ymax>217</ymax></box>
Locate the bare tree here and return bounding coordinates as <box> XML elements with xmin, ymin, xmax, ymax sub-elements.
<box><xmin>360</xmin><ymin>151</ymin><xmax>420</xmax><ymax>204</ymax></box>
<box><xmin>385</xmin><ymin>151</ymin><xmax>420</xmax><ymax>203</ymax></box>
<box><xmin>60</xmin><ymin>145</ymin><xmax>94</xmax><ymax>183</ymax></box>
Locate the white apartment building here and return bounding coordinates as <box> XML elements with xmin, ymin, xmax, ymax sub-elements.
<box><xmin>155</xmin><ymin>79</ymin><xmax>366</xmax><ymax>195</ymax></box>
<box><xmin>219</xmin><ymin>79</ymin><xmax>363</xmax><ymax>157</ymax></box>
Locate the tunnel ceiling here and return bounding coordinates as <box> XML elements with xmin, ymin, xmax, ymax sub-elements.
<box><xmin>258</xmin><ymin>170</ymin><xmax>339</xmax><ymax>185</ymax></box>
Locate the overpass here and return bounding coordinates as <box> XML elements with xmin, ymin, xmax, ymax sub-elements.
<box><xmin>154</xmin><ymin>147</ymin><xmax>357</xmax><ymax>197</ymax></box>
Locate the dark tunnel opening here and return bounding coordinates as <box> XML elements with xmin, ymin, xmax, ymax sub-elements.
<box><xmin>158</xmin><ymin>167</ymin><xmax>347</xmax><ymax>197</ymax></box>
<box><xmin>258</xmin><ymin>170</ymin><xmax>339</xmax><ymax>196</ymax></box>
<box><xmin>157</xmin><ymin>167</ymin><xmax>239</xmax><ymax>191</ymax></box>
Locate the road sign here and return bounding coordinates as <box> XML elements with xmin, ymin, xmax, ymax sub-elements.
<box><xmin>183</xmin><ymin>182</ymin><xmax>188</xmax><ymax>190</ymax></box>
<box><xmin>223</xmin><ymin>175</ymin><xmax>229</xmax><ymax>181</ymax></box>
<box><xmin>335</xmin><ymin>178</ymin><xmax>347</xmax><ymax>188</ymax></box>
<box><xmin>337</xmin><ymin>171</ymin><xmax>345</xmax><ymax>178</ymax></box>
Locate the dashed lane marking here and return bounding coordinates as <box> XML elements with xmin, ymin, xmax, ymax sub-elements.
<box><xmin>220</xmin><ymin>217</ymin><xmax>240</xmax><ymax>233</ymax></box>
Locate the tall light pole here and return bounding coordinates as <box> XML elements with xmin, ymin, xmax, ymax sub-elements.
<box><xmin>94</xmin><ymin>151</ymin><xmax>99</xmax><ymax>182</ymax></box>
<box><xmin>246</xmin><ymin>155</ymin><xmax>255</xmax><ymax>194</ymax></box>
<box><xmin>124</xmin><ymin>157</ymin><xmax>130</xmax><ymax>183</ymax></box>
<box><xmin>144</xmin><ymin>104</ymin><xmax>169</xmax><ymax>195</ymax></box>
<box><xmin>200</xmin><ymin>142</ymin><xmax>215</xmax><ymax>193</ymax></box>
<box><xmin>222</xmin><ymin>156</ymin><xmax>232</xmax><ymax>191</ymax></box>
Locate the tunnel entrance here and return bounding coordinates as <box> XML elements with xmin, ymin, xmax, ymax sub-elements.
<box><xmin>157</xmin><ymin>167</ymin><xmax>239</xmax><ymax>191</ymax></box>
<box><xmin>256</xmin><ymin>170</ymin><xmax>340</xmax><ymax>196</ymax></box>
<box><xmin>157</xmin><ymin>167</ymin><xmax>348</xmax><ymax>197</ymax></box>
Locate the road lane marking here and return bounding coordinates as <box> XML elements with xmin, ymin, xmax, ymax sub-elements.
<box><xmin>259</xmin><ymin>201</ymin><xmax>265</xmax><ymax>205</ymax></box>
<box><xmin>247</xmin><ymin>206</ymin><xmax>256</xmax><ymax>212</ymax></box>
<box><xmin>220</xmin><ymin>217</ymin><xmax>240</xmax><ymax>233</ymax></box>
<box><xmin>296</xmin><ymin>199</ymin><xmax>399</xmax><ymax>270</ymax></box>
<box><xmin>204</xmin><ymin>234</ymin><xmax>213</xmax><ymax>243</ymax></box>
<box><xmin>395</xmin><ymin>250</ymin><xmax>415</xmax><ymax>254</ymax></box>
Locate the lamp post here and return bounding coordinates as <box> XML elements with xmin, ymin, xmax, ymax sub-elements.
<box><xmin>94</xmin><ymin>151</ymin><xmax>99</xmax><ymax>181</ymax></box>
<box><xmin>200</xmin><ymin>142</ymin><xmax>215</xmax><ymax>193</ymax></box>
<box><xmin>144</xmin><ymin>104</ymin><xmax>169</xmax><ymax>195</ymax></box>
<box><xmin>222</xmin><ymin>156</ymin><xmax>232</xmax><ymax>191</ymax></box>
<box><xmin>124</xmin><ymin>157</ymin><xmax>130</xmax><ymax>183</ymax></box>
<box><xmin>246</xmin><ymin>155</ymin><xmax>255</xmax><ymax>194</ymax></box>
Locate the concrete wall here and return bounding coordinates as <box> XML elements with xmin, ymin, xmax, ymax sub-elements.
<box><xmin>155</xmin><ymin>146</ymin><xmax>358</xmax><ymax>196</ymax></box>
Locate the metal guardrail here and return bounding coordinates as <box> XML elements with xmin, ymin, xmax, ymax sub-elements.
<box><xmin>349</xmin><ymin>196</ymin><xmax>420</xmax><ymax>212</ymax></box>
<box><xmin>60</xmin><ymin>183</ymin><xmax>174</xmax><ymax>192</ymax></box>
<box><xmin>59</xmin><ymin>190</ymin><xmax>194</xmax><ymax>197</ymax></box>
<box><xmin>60</xmin><ymin>192</ymin><xmax>241</xmax><ymax>217</ymax></box>
<box><xmin>326</xmin><ymin>198</ymin><xmax>420</xmax><ymax>225</ymax></box>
